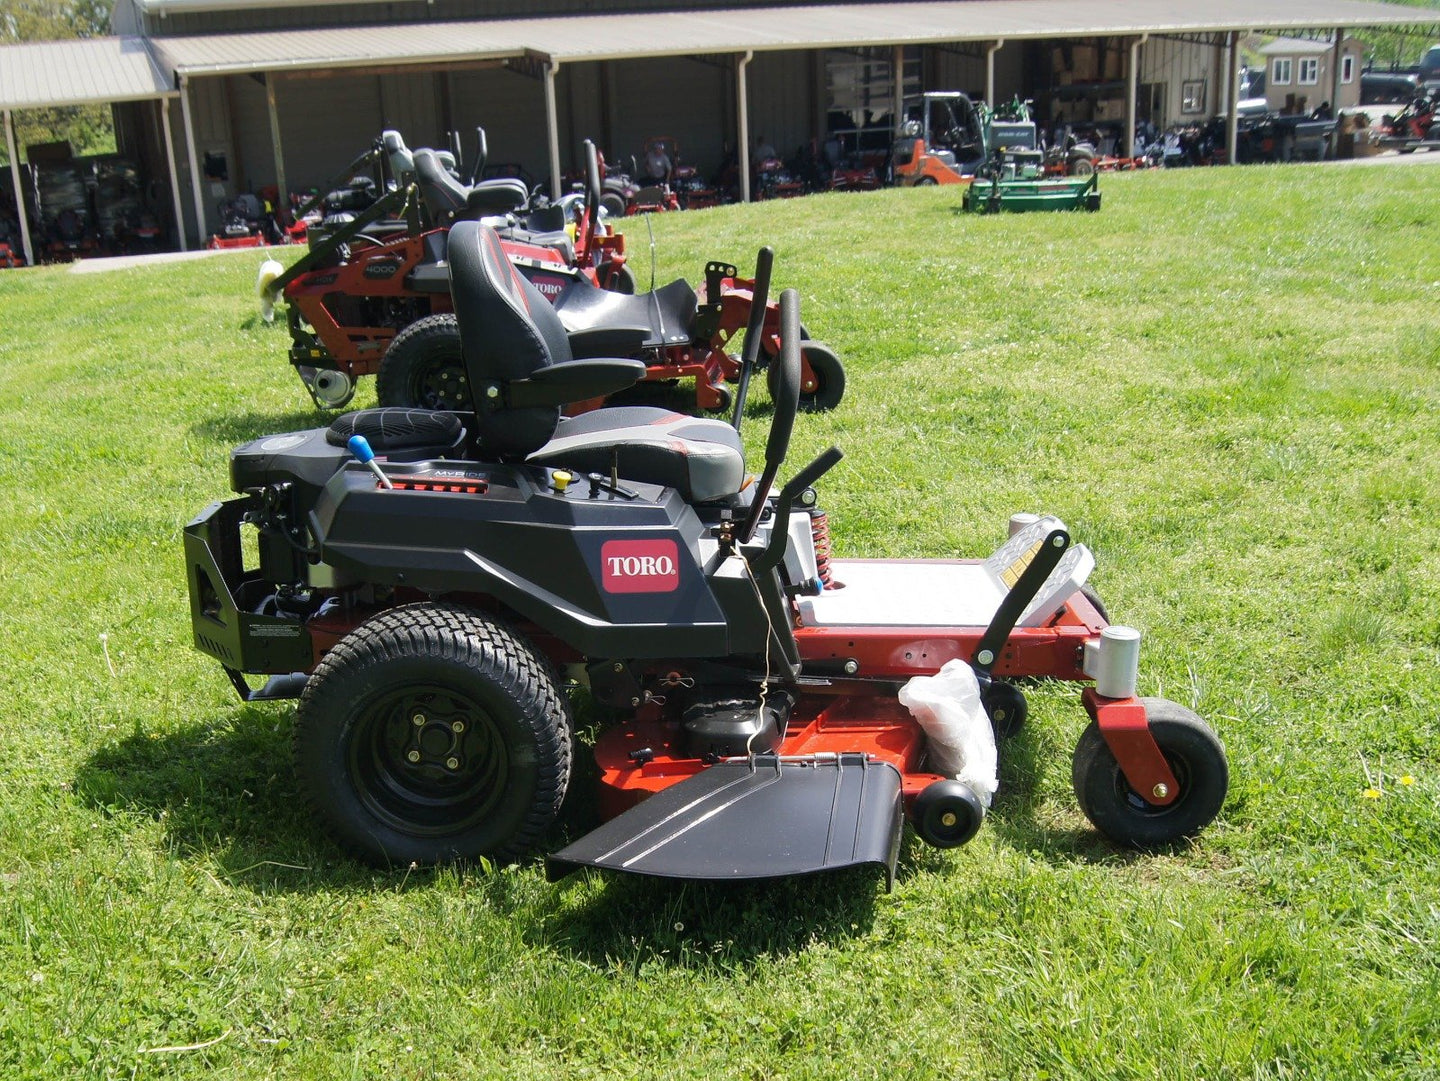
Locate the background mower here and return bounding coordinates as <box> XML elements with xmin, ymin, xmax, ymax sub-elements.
<box><xmin>265</xmin><ymin>141</ymin><xmax>843</xmax><ymax>415</ymax></box>
<box><xmin>259</xmin><ymin>137</ymin><xmax>629</xmax><ymax>409</ymax></box>
<box><xmin>185</xmin><ymin>221</ymin><xmax>1227</xmax><ymax>887</ymax></box>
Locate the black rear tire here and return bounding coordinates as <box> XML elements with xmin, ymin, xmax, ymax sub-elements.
<box><xmin>1071</xmin><ymin>698</ymin><xmax>1226</xmax><ymax>848</ymax></box>
<box><xmin>376</xmin><ymin>314</ymin><xmax>471</xmax><ymax>410</ymax></box>
<box><xmin>600</xmin><ymin>192</ymin><xmax>627</xmax><ymax>219</ymax></box>
<box><xmin>294</xmin><ymin>603</ymin><xmax>572</xmax><ymax>867</ymax></box>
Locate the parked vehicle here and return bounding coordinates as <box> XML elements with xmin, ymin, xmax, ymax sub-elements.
<box><xmin>183</xmin><ymin>222</ymin><xmax>1225</xmax><ymax>885</ymax></box>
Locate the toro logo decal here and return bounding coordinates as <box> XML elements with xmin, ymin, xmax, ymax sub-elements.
<box><xmin>601</xmin><ymin>540</ymin><xmax>680</xmax><ymax>594</ymax></box>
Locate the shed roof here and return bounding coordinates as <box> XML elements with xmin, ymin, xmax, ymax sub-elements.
<box><xmin>148</xmin><ymin>0</ymin><xmax>1440</xmax><ymax>75</ymax></box>
<box><xmin>1258</xmin><ymin>35</ymin><xmax>1357</xmax><ymax>55</ymax></box>
<box><xmin>0</xmin><ymin>36</ymin><xmax>176</xmax><ymax>110</ymax></box>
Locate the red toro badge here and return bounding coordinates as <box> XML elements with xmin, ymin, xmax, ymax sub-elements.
<box><xmin>601</xmin><ymin>539</ymin><xmax>681</xmax><ymax>594</ymax></box>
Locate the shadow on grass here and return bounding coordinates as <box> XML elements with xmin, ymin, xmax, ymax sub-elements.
<box><xmin>73</xmin><ymin>705</ymin><xmax>345</xmax><ymax>885</ymax></box>
<box><xmin>190</xmin><ymin>409</ymin><xmax>330</xmax><ymax>446</ymax></box>
<box><xmin>71</xmin><ymin>710</ymin><xmax>891</xmax><ymax>949</ymax></box>
<box><xmin>540</xmin><ymin>866</ymin><xmax>882</xmax><ymax>968</ymax></box>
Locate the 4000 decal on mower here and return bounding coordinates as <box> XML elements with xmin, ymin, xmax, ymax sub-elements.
<box><xmin>187</xmin><ymin>221</ymin><xmax>1225</xmax><ymax>887</ymax></box>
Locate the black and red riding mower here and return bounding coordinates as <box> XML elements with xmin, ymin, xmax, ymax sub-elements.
<box><xmin>261</xmin><ymin>140</ymin><xmax>844</xmax><ymax>416</ymax></box>
<box><xmin>186</xmin><ymin>220</ymin><xmax>1227</xmax><ymax>888</ymax></box>
<box><xmin>258</xmin><ymin>130</ymin><xmax>626</xmax><ymax>410</ymax></box>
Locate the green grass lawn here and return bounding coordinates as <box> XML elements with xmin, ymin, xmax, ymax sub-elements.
<box><xmin>1</xmin><ymin>162</ymin><xmax>1438</xmax><ymax>1079</ymax></box>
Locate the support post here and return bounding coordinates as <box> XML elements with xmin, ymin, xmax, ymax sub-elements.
<box><xmin>985</xmin><ymin>39</ymin><xmax>1005</xmax><ymax>105</ymax></box>
<box><xmin>179</xmin><ymin>75</ymin><xmax>207</xmax><ymax>246</ymax></box>
<box><xmin>1330</xmin><ymin>26</ymin><xmax>1345</xmax><ymax>114</ymax></box>
<box><xmin>1126</xmin><ymin>33</ymin><xmax>1148</xmax><ymax>158</ymax></box>
<box><xmin>159</xmin><ymin>98</ymin><xmax>187</xmax><ymax>251</ymax></box>
<box><xmin>737</xmin><ymin>50</ymin><xmax>753</xmax><ymax>203</ymax></box>
<box><xmin>266</xmin><ymin>73</ymin><xmax>288</xmax><ymax>228</ymax></box>
<box><xmin>3</xmin><ymin>108</ymin><xmax>35</xmax><ymax>266</ymax></box>
<box><xmin>544</xmin><ymin>60</ymin><xmax>562</xmax><ymax>200</ymax></box>
<box><xmin>1226</xmin><ymin>31</ymin><xmax>1241</xmax><ymax>165</ymax></box>
<box><xmin>892</xmin><ymin>45</ymin><xmax>905</xmax><ymax>134</ymax></box>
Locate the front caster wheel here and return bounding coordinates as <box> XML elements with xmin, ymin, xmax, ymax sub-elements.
<box><xmin>982</xmin><ymin>680</ymin><xmax>1027</xmax><ymax>739</ymax></box>
<box><xmin>767</xmin><ymin>341</ymin><xmax>845</xmax><ymax>412</ymax></box>
<box><xmin>294</xmin><ymin>603</ymin><xmax>573</xmax><ymax>867</ymax></box>
<box><xmin>1071</xmin><ymin>698</ymin><xmax>1227</xmax><ymax>848</ymax></box>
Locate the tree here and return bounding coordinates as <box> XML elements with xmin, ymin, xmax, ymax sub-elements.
<box><xmin>0</xmin><ymin>0</ymin><xmax>115</xmax><ymax>167</ymax></box>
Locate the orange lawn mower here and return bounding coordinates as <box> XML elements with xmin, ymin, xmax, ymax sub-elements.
<box><xmin>258</xmin><ymin>139</ymin><xmax>631</xmax><ymax>410</ymax></box>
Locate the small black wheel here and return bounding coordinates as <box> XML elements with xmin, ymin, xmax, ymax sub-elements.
<box><xmin>709</xmin><ymin>384</ymin><xmax>734</xmax><ymax>414</ymax></box>
<box><xmin>1069</xmin><ymin>154</ymin><xmax>1097</xmax><ymax>177</ymax></box>
<box><xmin>916</xmin><ymin>176</ymin><xmax>939</xmax><ymax>186</ymax></box>
<box><xmin>792</xmin><ymin>341</ymin><xmax>846</xmax><ymax>413</ymax></box>
<box><xmin>376</xmin><ymin>314</ymin><xmax>471</xmax><ymax>410</ymax></box>
<box><xmin>1079</xmin><ymin>584</ymin><xmax>1110</xmax><ymax>622</ymax></box>
<box><xmin>600</xmin><ymin>192</ymin><xmax>627</xmax><ymax>219</ymax></box>
<box><xmin>912</xmin><ymin>779</ymin><xmax>985</xmax><ymax>848</ymax></box>
<box><xmin>1072</xmin><ymin>698</ymin><xmax>1227</xmax><ymax>848</ymax></box>
<box><xmin>982</xmin><ymin>680</ymin><xmax>1028</xmax><ymax>739</ymax></box>
<box><xmin>597</xmin><ymin>260</ymin><xmax>636</xmax><ymax>294</ymax></box>
<box><xmin>294</xmin><ymin>602</ymin><xmax>573</xmax><ymax>867</ymax></box>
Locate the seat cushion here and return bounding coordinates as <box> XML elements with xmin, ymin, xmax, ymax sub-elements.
<box><xmin>328</xmin><ymin>408</ymin><xmax>464</xmax><ymax>453</ymax></box>
<box><xmin>528</xmin><ymin>407</ymin><xmax>744</xmax><ymax>503</ymax></box>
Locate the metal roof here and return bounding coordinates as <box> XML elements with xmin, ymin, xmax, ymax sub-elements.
<box><xmin>1258</xmin><ymin>35</ymin><xmax>1354</xmax><ymax>54</ymax></box>
<box><xmin>148</xmin><ymin>0</ymin><xmax>1440</xmax><ymax>75</ymax></box>
<box><xmin>0</xmin><ymin>36</ymin><xmax>176</xmax><ymax>110</ymax></box>
<box><xmin>139</xmin><ymin>0</ymin><xmax>407</xmax><ymax>11</ymax></box>
<box><xmin>148</xmin><ymin>20</ymin><xmax>533</xmax><ymax>76</ymax></box>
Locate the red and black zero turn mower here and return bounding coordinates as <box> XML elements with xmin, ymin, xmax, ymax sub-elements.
<box><xmin>185</xmin><ymin>221</ymin><xmax>1227</xmax><ymax>888</ymax></box>
<box><xmin>258</xmin><ymin>139</ymin><xmax>628</xmax><ymax>410</ymax></box>
<box><xmin>377</xmin><ymin>246</ymin><xmax>845</xmax><ymax>416</ymax></box>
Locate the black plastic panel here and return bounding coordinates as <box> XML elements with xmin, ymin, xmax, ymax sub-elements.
<box><xmin>547</xmin><ymin>753</ymin><xmax>903</xmax><ymax>888</ymax></box>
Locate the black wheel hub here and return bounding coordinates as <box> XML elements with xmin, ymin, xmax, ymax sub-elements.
<box><xmin>413</xmin><ymin>362</ymin><xmax>471</xmax><ymax>411</ymax></box>
<box><xmin>350</xmin><ymin>686</ymin><xmax>507</xmax><ymax>837</ymax></box>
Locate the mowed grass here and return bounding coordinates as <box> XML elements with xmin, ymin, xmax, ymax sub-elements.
<box><xmin>0</xmin><ymin>161</ymin><xmax>1438</xmax><ymax>1079</ymax></box>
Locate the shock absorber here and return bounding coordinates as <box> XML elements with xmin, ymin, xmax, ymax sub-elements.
<box><xmin>809</xmin><ymin>508</ymin><xmax>834</xmax><ymax>589</ymax></box>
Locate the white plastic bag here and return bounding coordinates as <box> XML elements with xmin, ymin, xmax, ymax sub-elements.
<box><xmin>898</xmin><ymin>659</ymin><xmax>998</xmax><ymax>807</ymax></box>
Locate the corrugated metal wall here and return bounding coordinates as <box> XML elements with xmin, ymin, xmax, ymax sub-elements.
<box><xmin>1141</xmin><ymin>35</ymin><xmax>1222</xmax><ymax>126</ymax></box>
<box><xmin>448</xmin><ymin>65</ymin><xmax>551</xmax><ymax>185</ymax></box>
<box><xmin>746</xmin><ymin>50</ymin><xmax>818</xmax><ymax>165</ymax></box>
<box><xmin>927</xmin><ymin>42</ymin><xmax>1025</xmax><ymax>101</ymax></box>
<box><xmin>606</xmin><ymin>56</ymin><xmax>730</xmax><ymax>175</ymax></box>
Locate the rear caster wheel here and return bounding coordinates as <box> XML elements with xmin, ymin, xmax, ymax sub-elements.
<box><xmin>982</xmin><ymin>680</ymin><xmax>1027</xmax><ymax>739</ymax></box>
<box><xmin>294</xmin><ymin>603</ymin><xmax>572</xmax><ymax>867</ymax></box>
<box><xmin>376</xmin><ymin>314</ymin><xmax>470</xmax><ymax>410</ymax></box>
<box><xmin>1072</xmin><ymin>698</ymin><xmax>1227</xmax><ymax>848</ymax></box>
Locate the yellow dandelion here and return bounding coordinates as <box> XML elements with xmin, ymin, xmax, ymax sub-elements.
<box><xmin>1399</xmin><ymin>776</ymin><xmax>1415</xmax><ymax>787</ymax></box>
<box><xmin>1362</xmin><ymin>788</ymin><xmax>1382</xmax><ymax>799</ymax></box>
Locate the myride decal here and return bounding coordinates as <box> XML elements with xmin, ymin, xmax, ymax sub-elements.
<box><xmin>600</xmin><ymin>539</ymin><xmax>680</xmax><ymax>594</ymax></box>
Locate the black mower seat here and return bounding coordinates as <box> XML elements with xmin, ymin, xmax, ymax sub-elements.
<box><xmin>552</xmin><ymin>276</ymin><xmax>697</xmax><ymax>349</ymax></box>
<box><xmin>327</xmin><ymin>408</ymin><xmax>465</xmax><ymax>453</ymax></box>
<box><xmin>449</xmin><ymin>220</ymin><xmax>743</xmax><ymax>499</ymax></box>
<box><xmin>528</xmin><ymin>407</ymin><xmax>744</xmax><ymax>504</ymax></box>
<box><xmin>415</xmin><ymin>149</ymin><xmax>527</xmax><ymax>223</ymax></box>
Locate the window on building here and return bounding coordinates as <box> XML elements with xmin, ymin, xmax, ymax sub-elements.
<box><xmin>1299</xmin><ymin>58</ymin><xmax>1319</xmax><ymax>85</ymax></box>
<box><xmin>1272</xmin><ymin>58</ymin><xmax>1292</xmax><ymax>85</ymax></box>
<box><xmin>1341</xmin><ymin>55</ymin><xmax>1355</xmax><ymax>84</ymax></box>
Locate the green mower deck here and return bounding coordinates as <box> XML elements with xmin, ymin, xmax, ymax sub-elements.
<box><xmin>964</xmin><ymin>172</ymin><xmax>1101</xmax><ymax>213</ymax></box>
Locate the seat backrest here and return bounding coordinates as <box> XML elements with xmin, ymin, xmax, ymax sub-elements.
<box><xmin>382</xmin><ymin>129</ymin><xmax>414</xmax><ymax>182</ymax></box>
<box><xmin>413</xmin><ymin>148</ymin><xmax>469</xmax><ymax>222</ymax></box>
<box><xmin>447</xmin><ymin>221</ymin><xmax>570</xmax><ymax>457</ymax></box>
